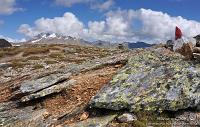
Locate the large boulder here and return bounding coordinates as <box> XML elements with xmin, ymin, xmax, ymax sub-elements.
<box><xmin>90</xmin><ymin>47</ymin><xmax>200</xmax><ymax>112</ymax></box>
<box><xmin>0</xmin><ymin>39</ymin><xmax>12</xmax><ymax>48</ymax></box>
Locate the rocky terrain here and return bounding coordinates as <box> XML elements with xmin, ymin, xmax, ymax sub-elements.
<box><xmin>0</xmin><ymin>41</ymin><xmax>200</xmax><ymax>127</ymax></box>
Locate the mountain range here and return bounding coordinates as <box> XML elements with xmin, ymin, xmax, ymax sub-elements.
<box><xmin>2</xmin><ymin>33</ymin><xmax>154</xmax><ymax>49</ymax></box>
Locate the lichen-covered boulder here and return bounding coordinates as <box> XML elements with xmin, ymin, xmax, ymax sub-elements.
<box><xmin>90</xmin><ymin>48</ymin><xmax>200</xmax><ymax>112</ymax></box>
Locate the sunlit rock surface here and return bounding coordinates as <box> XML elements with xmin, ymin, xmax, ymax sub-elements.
<box><xmin>90</xmin><ymin>47</ymin><xmax>200</xmax><ymax>112</ymax></box>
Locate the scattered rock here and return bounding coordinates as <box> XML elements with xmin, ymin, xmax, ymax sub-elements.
<box><xmin>90</xmin><ymin>47</ymin><xmax>200</xmax><ymax>112</ymax></box>
<box><xmin>79</xmin><ymin>112</ymin><xmax>89</xmax><ymax>121</ymax></box>
<box><xmin>117</xmin><ymin>113</ymin><xmax>137</xmax><ymax>123</ymax></box>
<box><xmin>0</xmin><ymin>39</ymin><xmax>12</xmax><ymax>48</ymax></box>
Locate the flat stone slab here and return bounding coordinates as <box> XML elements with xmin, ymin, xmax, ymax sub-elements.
<box><xmin>19</xmin><ymin>73</ymin><xmax>72</xmax><ymax>94</ymax></box>
<box><xmin>21</xmin><ymin>79</ymin><xmax>76</xmax><ymax>102</ymax></box>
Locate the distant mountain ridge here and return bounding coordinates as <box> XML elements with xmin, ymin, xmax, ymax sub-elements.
<box><xmin>25</xmin><ymin>33</ymin><xmax>154</xmax><ymax>49</ymax></box>
<box><xmin>124</xmin><ymin>42</ymin><xmax>154</xmax><ymax>49</ymax></box>
<box><xmin>28</xmin><ymin>33</ymin><xmax>81</xmax><ymax>43</ymax></box>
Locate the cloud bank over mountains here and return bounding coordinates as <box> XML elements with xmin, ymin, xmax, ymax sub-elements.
<box><xmin>18</xmin><ymin>8</ymin><xmax>200</xmax><ymax>43</ymax></box>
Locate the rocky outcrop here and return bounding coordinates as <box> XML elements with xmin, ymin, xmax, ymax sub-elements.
<box><xmin>90</xmin><ymin>47</ymin><xmax>200</xmax><ymax>112</ymax></box>
<box><xmin>0</xmin><ymin>51</ymin><xmax>131</xmax><ymax>126</ymax></box>
<box><xmin>1</xmin><ymin>43</ymin><xmax>200</xmax><ymax>126</ymax></box>
<box><xmin>0</xmin><ymin>39</ymin><xmax>12</xmax><ymax>48</ymax></box>
<box><xmin>11</xmin><ymin>52</ymin><xmax>131</xmax><ymax>102</ymax></box>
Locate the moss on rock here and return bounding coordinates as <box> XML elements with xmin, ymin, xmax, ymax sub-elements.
<box><xmin>90</xmin><ymin>47</ymin><xmax>200</xmax><ymax>112</ymax></box>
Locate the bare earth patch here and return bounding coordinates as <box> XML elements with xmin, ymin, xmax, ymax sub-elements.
<box><xmin>42</xmin><ymin>65</ymin><xmax>121</xmax><ymax>125</ymax></box>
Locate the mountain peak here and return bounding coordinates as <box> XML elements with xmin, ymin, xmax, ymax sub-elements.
<box><xmin>30</xmin><ymin>33</ymin><xmax>77</xmax><ymax>43</ymax></box>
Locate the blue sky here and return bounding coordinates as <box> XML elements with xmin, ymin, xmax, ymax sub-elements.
<box><xmin>0</xmin><ymin>0</ymin><xmax>200</xmax><ymax>43</ymax></box>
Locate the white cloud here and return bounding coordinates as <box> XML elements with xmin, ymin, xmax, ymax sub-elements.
<box><xmin>0</xmin><ymin>0</ymin><xmax>22</xmax><ymax>15</ymax></box>
<box><xmin>135</xmin><ymin>9</ymin><xmax>200</xmax><ymax>41</ymax></box>
<box><xmin>55</xmin><ymin>0</ymin><xmax>90</xmax><ymax>7</ymax></box>
<box><xmin>18</xmin><ymin>12</ymin><xmax>85</xmax><ymax>37</ymax></box>
<box><xmin>18</xmin><ymin>9</ymin><xmax>200</xmax><ymax>43</ymax></box>
<box><xmin>55</xmin><ymin>0</ymin><xmax>114</xmax><ymax>11</ymax></box>
<box><xmin>91</xmin><ymin>0</ymin><xmax>114</xmax><ymax>11</ymax></box>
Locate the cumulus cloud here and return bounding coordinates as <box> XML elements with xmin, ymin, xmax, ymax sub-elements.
<box><xmin>135</xmin><ymin>9</ymin><xmax>200</xmax><ymax>41</ymax></box>
<box><xmin>18</xmin><ymin>9</ymin><xmax>200</xmax><ymax>43</ymax></box>
<box><xmin>18</xmin><ymin>12</ymin><xmax>85</xmax><ymax>37</ymax></box>
<box><xmin>55</xmin><ymin>0</ymin><xmax>114</xmax><ymax>11</ymax></box>
<box><xmin>0</xmin><ymin>0</ymin><xmax>22</xmax><ymax>15</ymax></box>
<box><xmin>88</xmin><ymin>8</ymin><xmax>200</xmax><ymax>43</ymax></box>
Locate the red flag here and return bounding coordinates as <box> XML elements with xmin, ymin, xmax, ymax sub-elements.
<box><xmin>175</xmin><ymin>26</ymin><xmax>182</xmax><ymax>40</ymax></box>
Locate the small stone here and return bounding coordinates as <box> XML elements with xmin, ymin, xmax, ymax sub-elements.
<box><xmin>115</xmin><ymin>64</ymin><xmax>122</xmax><ymax>68</ymax></box>
<box><xmin>117</xmin><ymin>113</ymin><xmax>137</xmax><ymax>123</ymax></box>
<box><xmin>43</xmin><ymin>111</ymin><xmax>50</xmax><ymax>119</ymax></box>
<box><xmin>79</xmin><ymin>112</ymin><xmax>89</xmax><ymax>121</ymax></box>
